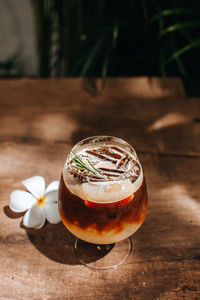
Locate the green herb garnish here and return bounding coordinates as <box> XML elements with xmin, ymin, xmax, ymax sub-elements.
<box><xmin>71</xmin><ymin>150</ymin><xmax>107</xmax><ymax>179</ymax></box>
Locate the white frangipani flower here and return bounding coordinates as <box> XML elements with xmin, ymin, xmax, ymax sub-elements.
<box><xmin>10</xmin><ymin>176</ymin><xmax>61</xmax><ymax>229</ymax></box>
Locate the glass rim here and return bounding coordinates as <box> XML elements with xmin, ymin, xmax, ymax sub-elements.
<box><xmin>71</xmin><ymin>135</ymin><xmax>136</xmax><ymax>156</ymax></box>
<box><xmin>65</xmin><ymin>135</ymin><xmax>142</xmax><ymax>182</ymax></box>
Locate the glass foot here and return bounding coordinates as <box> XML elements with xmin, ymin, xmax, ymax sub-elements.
<box><xmin>74</xmin><ymin>237</ymin><xmax>132</xmax><ymax>270</ymax></box>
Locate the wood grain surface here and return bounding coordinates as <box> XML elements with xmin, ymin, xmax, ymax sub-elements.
<box><xmin>0</xmin><ymin>78</ymin><xmax>200</xmax><ymax>300</ymax></box>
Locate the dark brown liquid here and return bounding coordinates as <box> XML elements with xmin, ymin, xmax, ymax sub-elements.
<box><xmin>58</xmin><ymin>174</ymin><xmax>148</xmax><ymax>236</ymax></box>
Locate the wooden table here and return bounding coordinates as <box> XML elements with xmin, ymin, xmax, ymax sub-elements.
<box><xmin>0</xmin><ymin>78</ymin><xmax>200</xmax><ymax>300</ymax></box>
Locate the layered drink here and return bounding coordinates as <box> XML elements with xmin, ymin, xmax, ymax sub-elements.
<box><xmin>58</xmin><ymin>136</ymin><xmax>148</xmax><ymax>244</ymax></box>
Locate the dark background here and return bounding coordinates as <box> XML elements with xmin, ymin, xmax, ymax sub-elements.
<box><xmin>1</xmin><ymin>0</ymin><xmax>200</xmax><ymax>96</ymax></box>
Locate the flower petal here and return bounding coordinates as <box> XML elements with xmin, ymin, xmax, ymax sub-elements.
<box><xmin>23</xmin><ymin>205</ymin><xmax>46</xmax><ymax>229</ymax></box>
<box><xmin>22</xmin><ymin>176</ymin><xmax>45</xmax><ymax>198</ymax></box>
<box><xmin>45</xmin><ymin>203</ymin><xmax>61</xmax><ymax>224</ymax></box>
<box><xmin>45</xmin><ymin>180</ymin><xmax>59</xmax><ymax>193</ymax></box>
<box><xmin>45</xmin><ymin>190</ymin><xmax>58</xmax><ymax>203</ymax></box>
<box><xmin>10</xmin><ymin>190</ymin><xmax>36</xmax><ymax>212</ymax></box>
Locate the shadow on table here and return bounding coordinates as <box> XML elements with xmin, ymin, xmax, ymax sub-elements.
<box><xmin>4</xmin><ymin>205</ymin><xmax>25</xmax><ymax>219</ymax></box>
<box><xmin>4</xmin><ymin>205</ymin><xmax>77</xmax><ymax>264</ymax></box>
<box><xmin>25</xmin><ymin>222</ymin><xmax>78</xmax><ymax>265</ymax></box>
<box><xmin>4</xmin><ymin>205</ymin><xmax>112</xmax><ymax>265</ymax></box>
<box><xmin>24</xmin><ymin>222</ymin><xmax>113</xmax><ymax>266</ymax></box>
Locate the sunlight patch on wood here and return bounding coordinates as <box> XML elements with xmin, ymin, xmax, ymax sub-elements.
<box><xmin>31</xmin><ymin>113</ymin><xmax>77</xmax><ymax>142</ymax></box>
<box><xmin>160</xmin><ymin>184</ymin><xmax>200</xmax><ymax>224</ymax></box>
<box><xmin>148</xmin><ymin>113</ymin><xmax>191</xmax><ymax>131</ymax></box>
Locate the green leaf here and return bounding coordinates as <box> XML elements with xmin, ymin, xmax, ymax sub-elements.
<box><xmin>151</xmin><ymin>2</ymin><xmax>164</xmax><ymax>32</ymax></box>
<box><xmin>101</xmin><ymin>54</ymin><xmax>110</xmax><ymax>88</ymax></box>
<box><xmin>180</xmin><ymin>29</ymin><xmax>193</xmax><ymax>43</ymax></box>
<box><xmin>169</xmin><ymin>36</ymin><xmax>187</xmax><ymax>78</ymax></box>
<box><xmin>112</xmin><ymin>22</ymin><xmax>119</xmax><ymax>48</ymax></box>
<box><xmin>160</xmin><ymin>20</ymin><xmax>200</xmax><ymax>37</ymax></box>
<box><xmin>71</xmin><ymin>151</ymin><xmax>106</xmax><ymax>178</ymax></box>
<box><xmin>166</xmin><ymin>38</ymin><xmax>200</xmax><ymax>64</ymax></box>
<box><xmin>159</xmin><ymin>42</ymin><xmax>168</xmax><ymax>76</ymax></box>
<box><xmin>80</xmin><ymin>39</ymin><xmax>103</xmax><ymax>77</ymax></box>
<box><xmin>151</xmin><ymin>8</ymin><xmax>200</xmax><ymax>22</ymax></box>
<box><xmin>101</xmin><ymin>22</ymin><xmax>119</xmax><ymax>88</ymax></box>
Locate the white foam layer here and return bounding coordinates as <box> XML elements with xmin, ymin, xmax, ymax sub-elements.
<box><xmin>63</xmin><ymin>144</ymin><xmax>143</xmax><ymax>202</ymax></box>
<box><xmin>64</xmin><ymin>166</ymin><xmax>143</xmax><ymax>203</ymax></box>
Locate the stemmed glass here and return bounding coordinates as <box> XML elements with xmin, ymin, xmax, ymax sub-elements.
<box><xmin>58</xmin><ymin>136</ymin><xmax>148</xmax><ymax>269</ymax></box>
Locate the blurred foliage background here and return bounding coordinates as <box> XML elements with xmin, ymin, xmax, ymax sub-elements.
<box><xmin>1</xmin><ymin>0</ymin><xmax>200</xmax><ymax>93</ymax></box>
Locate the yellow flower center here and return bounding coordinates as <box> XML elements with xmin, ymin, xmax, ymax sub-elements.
<box><xmin>37</xmin><ymin>196</ymin><xmax>46</xmax><ymax>206</ymax></box>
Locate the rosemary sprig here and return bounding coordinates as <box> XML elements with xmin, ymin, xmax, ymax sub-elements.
<box><xmin>71</xmin><ymin>150</ymin><xmax>107</xmax><ymax>179</ymax></box>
